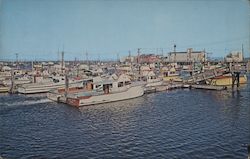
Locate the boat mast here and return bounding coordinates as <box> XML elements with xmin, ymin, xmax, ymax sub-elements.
<box><xmin>61</xmin><ymin>50</ymin><xmax>64</xmax><ymax>75</ymax></box>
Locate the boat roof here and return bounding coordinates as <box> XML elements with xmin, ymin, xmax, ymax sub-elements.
<box><xmin>93</xmin><ymin>79</ymin><xmax>114</xmax><ymax>85</ymax></box>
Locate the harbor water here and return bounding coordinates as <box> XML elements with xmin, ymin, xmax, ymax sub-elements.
<box><xmin>0</xmin><ymin>79</ymin><xmax>250</xmax><ymax>158</ymax></box>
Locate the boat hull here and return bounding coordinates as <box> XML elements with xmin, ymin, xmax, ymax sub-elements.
<box><xmin>18</xmin><ymin>82</ymin><xmax>82</xmax><ymax>94</ymax></box>
<box><xmin>66</xmin><ymin>85</ymin><xmax>144</xmax><ymax>107</ymax></box>
<box><xmin>18</xmin><ymin>83</ymin><xmax>66</xmax><ymax>94</ymax></box>
<box><xmin>0</xmin><ymin>86</ymin><xmax>9</xmax><ymax>93</ymax></box>
<box><xmin>163</xmin><ymin>75</ymin><xmax>182</xmax><ymax>82</ymax></box>
<box><xmin>210</xmin><ymin>74</ymin><xmax>247</xmax><ymax>86</ymax></box>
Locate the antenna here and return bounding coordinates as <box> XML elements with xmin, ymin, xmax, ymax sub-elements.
<box><xmin>15</xmin><ymin>53</ymin><xmax>18</xmax><ymax>62</ymax></box>
<box><xmin>85</xmin><ymin>51</ymin><xmax>89</xmax><ymax>66</ymax></box>
<box><xmin>57</xmin><ymin>48</ymin><xmax>60</xmax><ymax>62</ymax></box>
<box><xmin>117</xmin><ymin>52</ymin><xmax>120</xmax><ymax>63</ymax></box>
<box><xmin>98</xmin><ymin>54</ymin><xmax>100</xmax><ymax>64</ymax></box>
<box><xmin>15</xmin><ymin>53</ymin><xmax>19</xmax><ymax>69</ymax></box>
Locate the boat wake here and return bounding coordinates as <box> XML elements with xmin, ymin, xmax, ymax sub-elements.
<box><xmin>4</xmin><ymin>98</ymin><xmax>53</xmax><ymax>107</ymax></box>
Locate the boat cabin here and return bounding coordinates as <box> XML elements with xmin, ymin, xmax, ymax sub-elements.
<box><xmin>90</xmin><ymin>74</ymin><xmax>132</xmax><ymax>94</ymax></box>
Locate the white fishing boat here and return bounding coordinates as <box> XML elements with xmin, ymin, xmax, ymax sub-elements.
<box><xmin>65</xmin><ymin>74</ymin><xmax>145</xmax><ymax>107</ymax></box>
<box><xmin>18</xmin><ymin>76</ymin><xmax>83</xmax><ymax>94</ymax></box>
<box><xmin>162</xmin><ymin>67</ymin><xmax>182</xmax><ymax>82</ymax></box>
<box><xmin>143</xmin><ymin>71</ymin><xmax>163</xmax><ymax>93</ymax></box>
<box><xmin>47</xmin><ymin>78</ymin><xmax>93</xmax><ymax>102</ymax></box>
<box><xmin>145</xmin><ymin>71</ymin><xmax>163</xmax><ymax>87</ymax></box>
<box><xmin>0</xmin><ymin>85</ymin><xmax>9</xmax><ymax>93</ymax></box>
<box><xmin>2</xmin><ymin>75</ymin><xmax>32</xmax><ymax>86</ymax></box>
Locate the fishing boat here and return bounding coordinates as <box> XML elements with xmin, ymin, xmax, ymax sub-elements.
<box><xmin>47</xmin><ymin>78</ymin><xmax>93</xmax><ymax>102</ymax></box>
<box><xmin>65</xmin><ymin>74</ymin><xmax>145</xmax><ymax>107</ymax></box>
<box><xmin>17</xmin><ymin>76</ymin><xmax>83</xmax><ymax>94</ymax></box>
<box><xmin>0</xmin><ymin>85</ymin><xmax>9</xmax><ymax>93</ymax></box>
<box><xmin>143</xmin><ymin>71</ymin><xmax>163</xmax><ymax>93</ymax></box>
<box><xmin>2</xmin><ymin>75</ymin><xmax>32</xmax><ymax>86</ymax></box>
<box><xmin>162</xmin><ymin>67</ymin><xmax>182</xmax><ymax>82</ymax></box>
<box><xmin>145</xmin><ymin>71</ymin><xmax>163</xmax><ymax>87</ymax></box>
<box><xmin>208</xmin><ymin>73</ymin><xmax>248</xmax><ymax>86</ymax></box>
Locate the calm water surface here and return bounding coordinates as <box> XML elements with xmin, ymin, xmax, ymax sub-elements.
<box><xmin>0</xmin><ymin>79</ymin><xmax>250</xmax><ymax>158</ymax></box>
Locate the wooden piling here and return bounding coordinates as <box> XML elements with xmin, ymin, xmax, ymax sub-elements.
<box><xmin>9</xmin><ymin>69</ymin><xmax>15</xmax><ymax>94</ymax></box>
<box><xmin>65</xmin><ymin>74</ymin><xmax>69</xmax><ymax>98</ymax></box>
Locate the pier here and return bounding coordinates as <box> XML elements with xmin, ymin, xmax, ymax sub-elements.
<box><xmin>181</xmin><ymin>62</ymin><xmax>248</xmax><ymax>90</ymax></box>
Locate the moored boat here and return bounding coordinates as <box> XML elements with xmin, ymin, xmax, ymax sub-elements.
<box><xmin>65</xmin><ymin>74</ymin><xmax>145</xmax><ymax>107</ymax></box>
<box><xmin>208</xmin><ymin>73</ymin><xmax>247</xmax><ymax>86</ymax></box>
<box><xmin>18</xmin><ymin>76</ymin><xmax>83</xmax><ymax>94</ymax></box>
<box><xmin>162</xmin><ymin>67</ymin><xmax>182</xmax><ymax>82</ymax></box>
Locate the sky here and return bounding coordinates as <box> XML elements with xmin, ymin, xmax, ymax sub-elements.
<box><xmin>0</xmin><ymin>0</ymin><xmax>249</xmax><ymax>61</ymax></box>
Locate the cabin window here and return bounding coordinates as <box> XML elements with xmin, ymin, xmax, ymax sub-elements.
<box><xmin>118</xmin><ymin>82</ymin><xmax>124</xmax><ymax>87</ymax></box>
<box><xmin>170</xmin><ymin>72</ymin><xmax>175</xmax><ymax>74</ymax></box>
<box><xmin>95</xmin><ymin>85</ymin><xmax>101</xmax><ymax>89</ymax></box>
<box><xmin>53</xmin><ymin>79</ymin><xmax>59</xmax><ymax>83</ymax></box>
<box><xmin>108</xmin><ymin>84</ymin><xmax>113</xmax><ymax>88</ymax></box>
<box><xmin>125</xmin><ymin>81</ymin><xmax>131</xmax><ymax>85</ymax></box>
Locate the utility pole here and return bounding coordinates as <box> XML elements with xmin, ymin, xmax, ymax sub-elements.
<box><xmin>129</xmin><ymin>50</ymin><xmax>132</xmax><ymax>65</ymax></box>
<box><xmin>98</xmin><ymin>54</ymin><xmax>100</xmax><ymax>64</ymax></box>
<box><xmin>241</xmin><ymin>44</ymin><xmax>244</xmax><ymax>60</ymax></box>
<box><xmin>57</xmin><ymin>48</ymin><xmax>60</xmax><ymax>63</ymax></box>
<box><xmin>137</xmin><ymin>48</ymin><xmax>141</xmax><ymax>64</ymax></box>
<box><xmin>15</xmin><ymin>53</ymin><xmax>19</xmax><ymax>69</ymax></box>
<box><xmin>117</xmin><ymin>52</ymin><xmax>120</xmax><ymax>63</ymax></box>
<box><xmin>86</xmin><ymin>51</ymin><xmax>89</xmax><ymax>67</ymax></box>
<box><xmin>61</xmin><ymin>51</ymin><xmax>64</xmax><ymax>74</ymax></box>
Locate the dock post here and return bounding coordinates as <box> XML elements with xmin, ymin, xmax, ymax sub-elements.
<box><xmin>232</xmin><ymin>73</ymin><xmax>235</xmax><ymax>89</ymax></box>
<box><xmin>236</xmin><ymin>72</ymin><xmax>240</xmax><ymax>88</ymax></box>
<box><xmin>10</xmin><ymin>69</ymin><xmax>15</xmax><ymax>94</ymax></box>
<box><xmin>65</xmin><ymin>74</ymin><xmax>69</xmax><ymax>98</ymax></box>
<box><xmin>248</xmin><ymin>144</ymin><xmax>250</xmax><ymax>159</ymax></box>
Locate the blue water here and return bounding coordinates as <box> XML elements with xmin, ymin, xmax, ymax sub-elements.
<box><xmin>0</xmin><ymin>81</ymin><xmax>250</xmax><ymax>158</ymax></box>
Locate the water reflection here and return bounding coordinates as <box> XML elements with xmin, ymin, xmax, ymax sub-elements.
<box><xmin>77</xmin><ymin>96</ymin><xmax>146</xmax><ymax>134</ymax></box>
<box><xmin>0</xmin><ymin>78</ymin><xmax>249</xmax><ymax>158</ymax></box>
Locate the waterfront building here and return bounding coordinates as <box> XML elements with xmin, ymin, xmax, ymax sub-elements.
<box><xmin>166</xmin><ymin>48</ymin><xmax>206</xmax><ymax>64</ymax></box>
<box><xmin>225</xmin><ymin>51</ymin><xmax>244</xmax><ymax>62</ymax></box>
<box><xmin>138</xmin><ymin>54</ymin><xmax>161</xmax><ymax>64</ymax></box>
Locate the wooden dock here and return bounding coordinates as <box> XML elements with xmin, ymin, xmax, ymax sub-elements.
<box><xmin>190</xmin><ymin>84</ymin><xmax>227</xmax><ymax>91</ymax></box>
<box><xmin>185</xmin><ymin>66</ymin><xmax>230</xmax><ymax>84</ymax></box>
<box><xmin>144</xmin><ymin>83</ymin><xmax>184</xmax><ymax>94</ymax></box>
<box><xmin>0</xmin><ymin>86</ymin><xmax>9</xmax><ymax>93</ymax></box>
<box><xmin>183</xmin><ymin>63</ymin><xmax>248</xmax><ymax>90</ymax></box>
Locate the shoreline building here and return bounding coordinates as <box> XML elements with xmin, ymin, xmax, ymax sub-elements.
<box><xmin>166</xmin><ymin>48</ymin><xmax>206</xmax><ymax>64</ymax></box>
<box><xmin>225</xmin><ymin>51</ymin><xmax>244</xmax><ymax>62</ymax></box>
<box><xmin>120</xmin><ymin>54</ymin><xmax>161</xmax><ymax>64</ymax></box>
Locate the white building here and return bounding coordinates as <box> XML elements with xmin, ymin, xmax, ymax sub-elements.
<box><xmin>167</xmin><ymin>48</ymin><xmax>206</xmax><ymax>63</ymax></box>
<box><xmin>225</xmin><ymin>51</ymin><xmax>243</xmax><ymax>62</ymax></box>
